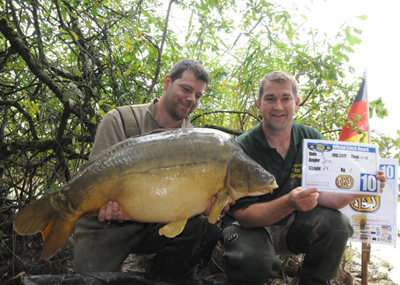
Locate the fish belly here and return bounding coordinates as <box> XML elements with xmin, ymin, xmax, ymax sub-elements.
<box><xmin>115</xmin><ymin>163</ymin><xmax>226</xmax><ymax>223</ymax></box>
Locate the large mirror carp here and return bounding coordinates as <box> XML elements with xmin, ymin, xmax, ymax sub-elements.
<box><xmin>14</xmin><ymin>128</ymin><xmax>277</xmax><ymax>260</ymax></box>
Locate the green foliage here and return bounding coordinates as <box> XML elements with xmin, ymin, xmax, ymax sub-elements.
<box><xmin>0</xmin><ymin>0</ymin><xmax>398</xmax><ymax>281</ymax></box>
<box><xmin>370</xmin><ymin>97</ymin><xmax>389</xmax><ymax>119</ymax></box>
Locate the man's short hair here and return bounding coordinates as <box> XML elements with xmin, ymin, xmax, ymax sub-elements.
<box><xmin>169</xmin><ymin>59</ymin><xmax>210</xmax><ymax>85</ymax></box>
<box><xmin>259</xmin><ymin>71</ymin><xmax>298</xmax><ymax>99</ymax></box>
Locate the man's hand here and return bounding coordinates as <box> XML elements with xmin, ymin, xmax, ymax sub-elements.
<box><xmin>377</xmin><ymin>169</ymin><xmax>386</xmax><ymax>192</ymax></box>
<box><xmin>98</xmin><ymin>201</ymin><xmax>124</xmax><ymax>223</ymax></box>
<box><xmin>355</xmin><ymin>169</ymin><xmax>387</xmax><ymax>198</ymax></box>
<box><xmin>287</xmin><ymin>187</ymin><xmax>319</xmax><ymax>212</ymax></box>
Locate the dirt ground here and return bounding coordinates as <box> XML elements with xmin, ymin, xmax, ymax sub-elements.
<box><xmin>119</xmin><ymin>242</ymin><xmax>395</xmax><ymax>285</ymax></box>
<box><xmin>2</xmin><ymin>234</ymin><xmax>396</xmax><ymax>284</ymax></box>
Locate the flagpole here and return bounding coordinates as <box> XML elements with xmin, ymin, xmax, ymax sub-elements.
<box><xmin>338</xmin><ymin>71</ymin><xmax>371</xmax><ymax>284</ymax></box>
<box><xmin>361</xmin><ymin>70</ymin><xmax>370</xmax><ymax>285</ymax></box>
<box><xmin>365</xmin><ymin>70</ymin><xmax>371</xmax><ymax>144</ymax></box>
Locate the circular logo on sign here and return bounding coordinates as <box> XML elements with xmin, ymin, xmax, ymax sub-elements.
<box><xmin>335</xmin><ymin>175</ymin><xmax>354</xmax><ymax>189</ymax></box>
<box><xmin>350</xmin><ymin>197</ymin><xmax>380</xmax><ymax>212</ymax></box>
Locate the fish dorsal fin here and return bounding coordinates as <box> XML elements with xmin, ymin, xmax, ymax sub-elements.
<box><xmin>159</xmin><ymin>219</ymin><xmax>188</xmax><ymax>238</ymax></box>
<box><xmin>208</xmin><ymin>189</ymin><xmax>229</xmax><ymax>224</ymax></box>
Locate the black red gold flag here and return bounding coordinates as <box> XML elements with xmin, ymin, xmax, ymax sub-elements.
<box><xmin>339</xmin><ymin>79</ymin><xmax>369</xmax><ymax>143</ymax></box>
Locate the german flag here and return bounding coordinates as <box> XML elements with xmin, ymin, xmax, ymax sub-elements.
<box><xmin>339</xmin><ymin>79</ymin><xmax>369</xmax><ymax>143</ymax></box>
<box><xmin>340</xmin><ymin>78</ymin><xmax>379</xmax><ymax>219</ymax></box>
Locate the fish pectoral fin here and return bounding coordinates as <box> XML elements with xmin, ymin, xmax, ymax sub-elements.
<box><xmin>208</xmin><ymin>190</ymin><xmax>229</xmax><ymax>224</ymax></box>
<box><xmin>159</xmin><ymin>219</ymin><xmax>188</xmax><ymax>238</ymax></box>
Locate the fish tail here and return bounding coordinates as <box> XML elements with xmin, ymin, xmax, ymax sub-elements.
<box><xmin>13</xmin><ymin>194</ymin><xmax>77</xmax><ymax>260</ymax></box>
<box><xmin>14</xmin><ymin>195</ymin><xmax>54</xmax><ymax>236</ymax></box>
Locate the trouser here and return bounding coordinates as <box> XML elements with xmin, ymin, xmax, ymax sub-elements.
<box><xmin>221</xmin><ymin>206</ymin><xmax>353</xmax><ymax>285</ymax></box>
<box><xmin>72</xmin><ymin>214</ymin><xmax>219</xmax><ymax>279</ymax></box>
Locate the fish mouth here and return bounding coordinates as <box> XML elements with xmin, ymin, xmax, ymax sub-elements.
<box><xmin>246</xmin><ymin>185</ymin><xmax>276</xmax><ymax>197</ymax></box>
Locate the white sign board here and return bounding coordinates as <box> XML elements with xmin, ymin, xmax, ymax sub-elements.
<box><xmin>302</xmin><ymin>139</ymin><xmax>380</xmax><ymax>195</ymax></box>
<box><xmin>340</xmin><ymin>158</ymin><xmax>398</xmax><ymax>245</ymax></box>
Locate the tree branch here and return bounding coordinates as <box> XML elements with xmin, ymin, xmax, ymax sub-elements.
<box><xmin>0</xmin><ymin>100</ymin><xmax>39</xmax><ymax>140</ymax></box>
<box><xmin>143</xmin><ymin>0</ymin><xmax>175</xmax><ymax>101</ymax></box>
<box><xmin>30</xmin><ymin>0</ymin><xmax>47</xmax><ymax>65</ymax></box>
<box><xmin>191</xmin><ymin>110</ymin><xmax>260</xmax><ymax>123</ymax></box>
<box><xmin>203</xmin><ymin>125</ymin><xmax>243</xmax><ymax>137</ymax></box>
<box><xmin>0</xmin><ymin>135</ymin><xmax>90</xmax><ymax>161</ymax></box>
<box><xmin>0</xmin><ymin>18</ymin><xmax>64</xmax><ymax>102</ymax></box>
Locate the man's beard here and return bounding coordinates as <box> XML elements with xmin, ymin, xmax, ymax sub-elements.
<box><xmin>166</xmin><ymin>99</ymin><xmax>192</xmax><ymax>121</ymax></box>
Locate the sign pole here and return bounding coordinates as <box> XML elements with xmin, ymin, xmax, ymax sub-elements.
<box><xmin>361</xmin><ymin>70</ymin><xmax>371</xmax><ymax>285</ymax></box>
<box><xmin>361</xmin><ymin>242</ymin><xmax>370</xmax><ymax>284</ymax></box>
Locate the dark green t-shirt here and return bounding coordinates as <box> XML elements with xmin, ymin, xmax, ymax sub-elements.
<box><xmin>222</xmin><ymin>122</ymin><xmax>324</xmax><ymax>228</ymax></box>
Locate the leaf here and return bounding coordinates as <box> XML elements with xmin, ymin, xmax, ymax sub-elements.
<box><xmin>346</xmin><ymin>32</ymin><xmax>355</xmax><ymax>45</ymax></box>
<box><xmin>85</xmin><ymin>21</ymin><xmax>92</xmax><ymax>29</ymax></box>
<box><xmin>71</xmin><ymin>31</ymin><xmax>79</xmax><ymax>41</ymax></box>
<box><xmin>46</xmin><ymin>185</ymin><xmax>59</xmax><ymax>194</ymax></box>
<box><xmin>29</xmin><ymin>102</ymin><xmax>40</xmax><ymax>114</ymax></box>
<box><xmin>123</xmin><ymin>41</ymin><xmax>132</xmax><ymax>50</ymax></box>
<box><xmin>92</xmin><ymin>6</ymin><xmax>98</xmax><ymax>16</ymax></box>
<box><xmin>332</xmin><ymin>44</ymin><xmax>340</xmax><ymax>55</ymax></box>
<box><xmin>135</xmin><ymin>28</ymin><xmax>142</xmax><ymax>38</ymax></box>
<box><xmin>343</xmin><ymin>45</ymin><xmax>354</xmax><ymax>53</ymax></box>
<box><xmin>276</xmin><ymin>42</ymin><xmax>287</xmax><ymax>50</ymax></box>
